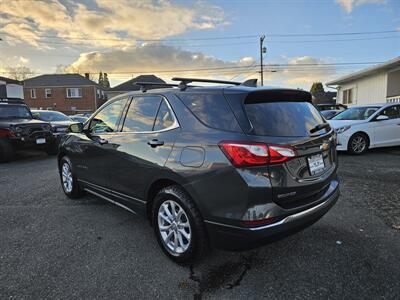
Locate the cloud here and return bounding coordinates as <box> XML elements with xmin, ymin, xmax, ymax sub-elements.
<box><xmin>62</xmin><ymin>44</ymin><xmax>255</xmax><ymax>81</ymax></box>
<box><xmin>62</xmin><ymin>45</ymin><xmax>336</xmax><ymax>89</ymax></box>
<box><xmin>0</xmin><ymin>0</ymin><xmax>227</xmax><ymax>48</ymax></box>
<box><xmin>335</xmin><ymin>0</ymin><xmax>387</xmax><ymax>13</ymax></box>
<box><xmin>279</xmin><ymin>56</ymin><xmax>336</xmax><ymax>87</ymax></box>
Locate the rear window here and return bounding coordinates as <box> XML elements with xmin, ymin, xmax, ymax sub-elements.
<box><xmin>245</xmin><ymin>101</ymin><xmax>326</xmax><ymax>137</ymax></box>
<box><xmin>178</xmin><ymin>93</ymin><xmax>241</xmax><ymax>132</ymax></box>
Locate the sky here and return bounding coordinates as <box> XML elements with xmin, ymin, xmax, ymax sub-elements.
<box><xmin>0</xmin><ymin>0</ymin><xmax>399</xmax><ymax>90</ymax></box>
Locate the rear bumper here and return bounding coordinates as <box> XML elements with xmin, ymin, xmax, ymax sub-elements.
<box><xmin>205</xmin><ymin>182</ymin><xmax>340</xmax><ymax>251</ymax></box>
<box><xmin>10</xmin><ymin>132</ymin><xmax>55</xmax><ymax>149</ymax></box>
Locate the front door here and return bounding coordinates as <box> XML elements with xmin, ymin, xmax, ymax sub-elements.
<box><xmin>73</xmin><ymin>97</ymin><xmax>129</xmax><ymax>189</ymax></box>
<box><xmin>372</xmin><ymin>105</ymin><xmax>400</xmax><ymax>147</ymax></box>
<box><xmin>105</xmin><ymin>95</ymin><xmax>179</xmax><ymax>213</ymax></box>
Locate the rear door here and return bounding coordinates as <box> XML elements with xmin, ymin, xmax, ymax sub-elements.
<box><xmin>242</xmin><ymin>91</ymin><xmax>337</xmax><ymax>208</ymax></box>
<box><xmin>372</xmin><ymin>105</ymin><xmax>400</xmax><ymax>147</ymax></box>
<box><xmin>105</xmin><ymin>95</ymin><xmax>179</xmax><ymax>212</ymax></box>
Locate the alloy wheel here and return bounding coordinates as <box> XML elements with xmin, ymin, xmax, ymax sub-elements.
<box><xmin>158</xmin><ymin>200</ymin><xmax>192</xmax><ymax>255</ymax></box>
<box><xmin>61</xmin><ymin>162</ymin><xmax>73</xmax><ymax>193</ymax></box>
<box><xmin>351</xmin><ymin>136</ymin><xmax>366</xmax><ymax>154</ymax></box>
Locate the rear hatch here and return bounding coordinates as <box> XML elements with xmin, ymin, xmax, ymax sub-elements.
<box><xmin>242</xmin><ymin>89</ymin><xmax>337</xmax><ymax>209</ymax></box>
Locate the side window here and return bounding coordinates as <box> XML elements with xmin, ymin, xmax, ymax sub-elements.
<box><xmin>122</xmin><ymin>96</ymin><xmax>161</xmax><ymax>132</ymax></box>
<box><xmin>89</xmin><ymin>98</ymin><xmax>128</xmax><ymax>134</ymax></box>
<box><xmin>154</xmin><ymin>99</ymin><xmax>175</xmax><ymax>131</ymax></box>
<box><xmin>178</xmin><ymin>93</ymin><xmax>241</xmax><ymax>132</ymax></box>
<box><xmin>379</xmin><ymin>106</ymin><xmax>400</xmax><ymax>119</ymax></box>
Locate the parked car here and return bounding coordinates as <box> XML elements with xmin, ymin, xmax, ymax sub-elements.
<box><xmin>321</xmin><ymin>109</ymin><xmax>342</xmax><ymax>120</ymax></box>
<box><xmin>58</xmin><ymin>78</ymin><xmax>340</xmax><ymax>263</ymax></box>
<box><xmin>70</xmin><ymin>115</ymin><xmax>88</xmax><ymax>123</ymax></box>
<box><xmin>317</xmin><ymin>103</ymin><xmax>347</xmax><ymax>111</ymax></box>
<box><xmin>0</xmin><ymin>99</ymin><xmax>55</xmax><ymax>162</ymax></box>
<box><xmin>328</xmin><ymin>103</ymin><xmax>400</xmax><ymax>154</ymax></box>
<box><xmin>32</xmin><ymin>110</ymin><xmax>78</xmax><ymax>140</ymax></box>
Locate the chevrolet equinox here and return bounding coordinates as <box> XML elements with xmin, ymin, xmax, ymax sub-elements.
<box><xmin>58</xmin><ymin>78</ymin><xmax>340</xmax><ymax>263</ymax></box>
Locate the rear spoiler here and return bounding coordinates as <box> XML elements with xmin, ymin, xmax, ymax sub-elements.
<box><xmin>245</xmin><ymin>89</ymin><xmax>312</xmax><ymax>104</ymax></box>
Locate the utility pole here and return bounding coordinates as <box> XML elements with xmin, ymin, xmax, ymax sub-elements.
<box><xmin>259</xmin><ymin>35</ymin><xmax>266</xmax><ymax>86</ymax></box>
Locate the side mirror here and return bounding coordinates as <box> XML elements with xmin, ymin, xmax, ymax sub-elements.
<box><xmin>68</xmin><ymin>123</ymin><xmax>84</xmax><ymax>133</ymax></box>
<box><xmin>376</xmin><ymin>115</ymin><xmax>389</xmax><ymax>121</ymax></box>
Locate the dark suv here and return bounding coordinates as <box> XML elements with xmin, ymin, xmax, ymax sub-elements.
<box><xmin>58</xmin><ymin>78</ymin><xmax>339</xmax><ymax>263</ymax></box>
<box><xmin>0</xmin><ymin>99</ymin><xmax>55</xmax><ymax>162</ymax></box>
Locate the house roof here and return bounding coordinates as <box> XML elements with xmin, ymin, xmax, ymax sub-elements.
<box><xmin>109</xmin><ymin>75</ymin><xmax>165</xmax><ymax>91</ymax></box>
<box><xmin>0</xmin><ymin>76</ymin><xmax>22</xmax><ymax>85</ymax></box>
<box><xmin>326</xmin><ymin>56</ymin><xmax>400</xmax><ymax>85</ymax></box>
<box><xmin>24</xmin><ymin>74</ymin><xmax>99</xmax><ymax>87</ymax></box>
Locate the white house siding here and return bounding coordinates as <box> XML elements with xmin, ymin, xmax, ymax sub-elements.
<box><xmin>337</xmin><ymin>72</ymin><xmax>387</xmax><ymax>105</ymax></box>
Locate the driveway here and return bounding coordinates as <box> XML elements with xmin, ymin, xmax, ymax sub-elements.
<box><xmin>0</xmin><ymin>149</ymin><xmax>399</xmax><ymax>299</ymax></box>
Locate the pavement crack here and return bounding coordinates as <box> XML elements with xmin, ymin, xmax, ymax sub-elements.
<box><xmin>189</xmin><ymin>265</ymin><xmax>202</xmax><ymax>300</ymax></box>
<box><xmin>226</xmin><ymin>254</ymin><xmax>253</xmax><ymax>290</ymax></box>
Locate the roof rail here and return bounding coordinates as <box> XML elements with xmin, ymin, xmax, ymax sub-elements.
<box><xmin>0</xmin><ymin>98</ymin><xmax>25</xmax><ymax>104</ymax></box>
<box><xmin>134</xmin><ymin>82</ymin><xmax>179</xmax><ymax>92</ymax></box>
<box><xmin>172</xmin><ymin>77</ymin><xmax>240</xmax><ymax>90</ymax></box>
<box><xmin>171</xmin><ymin>77</ymin><xmax>258</xmax><ymax>90</ymax></box>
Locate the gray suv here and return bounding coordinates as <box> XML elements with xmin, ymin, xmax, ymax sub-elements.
<box><xmin>58</xmin><ymin>78</ymin><xmax>340</xmax><ymax>263</ymax></box>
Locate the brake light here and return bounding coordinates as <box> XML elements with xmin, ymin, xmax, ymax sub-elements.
<box><xmin>219</xmin><ymin>142</ymin><xmax>296</xmax><ymax>167</ymax></box>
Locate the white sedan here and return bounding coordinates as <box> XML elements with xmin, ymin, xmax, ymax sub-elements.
<box><xmin>328</xmin><ymin>103</ymin><xmax>400</xmax><ymax>154</ymax></box>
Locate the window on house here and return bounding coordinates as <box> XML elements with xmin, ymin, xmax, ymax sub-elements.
<box><xmin>343</xmin><ymin>88</ymin><xmax>353</xmax><ymax>104</ymax></box>
<box><xmin>30</xmin><ymin>89</ymin><xmax>36</xmax><ymax>99</ymax></box>
<box><xmin>45</xmin><ymin>88</ymin><xmax>52</xmax><ymax>98</ymax></box>
<box><xmin>66</xmin><ymin>88</ymin><xmax>82</xmax><ymax>98</ymax></box>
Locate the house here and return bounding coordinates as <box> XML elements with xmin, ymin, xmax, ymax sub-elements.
<box><xmin>106</xmin><ymin>75</ymin><xmax>165</xmax><ymax>99</ymax></box>
<box><xmin>23</xmin><ymin>74</ymin><xmax>106</xmax><ymax>114</ymax></box>
<box><xmin>326</xmin><ymin>56</ymin><xmax>400</xmax><ymax>105</ymax></box>
<box><xmin>0</xmin><ymin>76</ymin><xmax>24</xmax><ymax>100</ymax></box>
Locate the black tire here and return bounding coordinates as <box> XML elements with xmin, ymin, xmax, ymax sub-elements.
<box><xmin>348</xmin><ymin>133</ymin><xmax>369</xmax><ymax>155</ymax></box>
<box><xmin>0</xmin><ymin>139</ymin><xmax>15</xmax><ymax>163</ymax></box>
<box><xmin>59</xmin><ymin>156</ymin><xmax>85</xmax><ymax>199</ymax></box>
<box><xmin>152</xmin><ymin>185</ymin><xmax>208</xmax><ymax>264</ymax></box>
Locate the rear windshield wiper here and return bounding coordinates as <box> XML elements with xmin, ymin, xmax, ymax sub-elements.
<box><xmin>310</xmin><ymin>123</ymin><xmax>330</xmax><ymax>134</ymax></box>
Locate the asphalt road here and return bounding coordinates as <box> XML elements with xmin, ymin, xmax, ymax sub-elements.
<box><xmin>1</xmin><ymin>149</ymin><xmax>400</xmax><ymax>299</ymax></box>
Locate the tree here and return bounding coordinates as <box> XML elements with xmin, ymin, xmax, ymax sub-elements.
<box><xmin>103</xmin><ymin>73</ymin><xmax>110</xmax><ymax>89</ymax></box>
<box><xmin>98</xmin><ymin>71</ymin><xmax>104</xmax><ymax>86</ymax></box>
<box><xmin>6</xmin><ymin>67</ymin><xmax>34</xmax><ymax>81</ymax></box>
<box><xmin>310</xmin><ymin>82</ymin><xmax>325</xmax><ymax>94</ymax></box>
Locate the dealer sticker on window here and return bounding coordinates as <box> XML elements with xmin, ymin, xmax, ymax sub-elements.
<box><xmin>307</xmin><ymin>153</ymin><xmax>325</xmax><ymax>176</ymax></box>
<box><xmin>36</xmin><ymin>138</ymin><xmax>46</xmax><ymax>145</ymax></box>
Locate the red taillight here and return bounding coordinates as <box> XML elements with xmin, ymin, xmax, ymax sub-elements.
<box><xmin>219</xmin><ymin>142</ymin><xmax>296</xmax><ymax>167</ymax></box>
<box><xmin>268</xmin><ymin>145</ymin><xmax>296</xmax><ymax>164</ymax></box>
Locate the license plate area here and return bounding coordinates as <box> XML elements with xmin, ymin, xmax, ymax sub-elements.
<box><xmin>307</xmin><ymin>153</ymin><xmax>325</xmax><ymax>176</ymax></box>
<box><xmin>36</xmin><ymin>138</ymin><xmax>46</xmax><ymax>144</ymax></box>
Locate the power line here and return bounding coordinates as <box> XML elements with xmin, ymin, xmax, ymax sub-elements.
<box><xmin>0</xmin><ymin>61</ymin><xmax>383</xmax><ymax>75</ymax></box>
<box><xmin>4</xmin><ymin>29</ymin><xmax>399</xmax><ymax>41</ymax></box>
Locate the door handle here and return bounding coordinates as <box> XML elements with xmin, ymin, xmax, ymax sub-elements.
<box><xmin>98</xmin><ymin>138</ymin><xmax>109</xmax><ymax>145</ymax></box>
<box><xmin>148</xmin><ymin>139</ymin><xmax>164</xmax><ymax>148</ymax></box>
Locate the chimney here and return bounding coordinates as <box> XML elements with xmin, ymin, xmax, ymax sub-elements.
<box><xmin>84</xmin><ymin>73</ymin><xmax>90</xmax><ymax>79</ymax></box>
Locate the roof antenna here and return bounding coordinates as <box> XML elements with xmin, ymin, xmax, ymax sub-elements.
<box><xmin>241</xmin><ymin>79</ymin><xmax>258</xmax><ymax>87</ymax></box>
